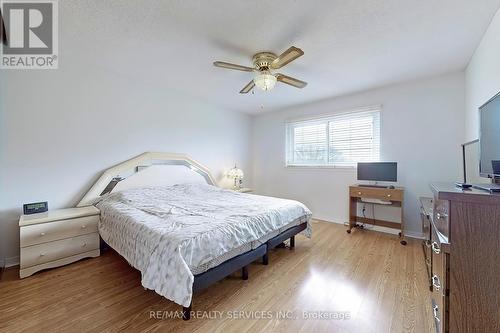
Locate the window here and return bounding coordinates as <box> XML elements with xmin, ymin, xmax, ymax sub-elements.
<box><xmin>286</xmin><ymin>107</ymin><xmax>380</xmax><ymax>167</ymax></box>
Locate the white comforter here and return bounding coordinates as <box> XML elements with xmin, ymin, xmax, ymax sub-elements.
<box><xmin>95</xmin><ymin>183</ymin><xmax>312</xmax><ymax>307</ymax></box>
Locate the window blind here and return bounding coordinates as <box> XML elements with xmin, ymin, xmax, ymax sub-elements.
<box><xmin>286</xmin><ymin>107</ymin><xmax>381</xmax><ymax>167</ymax></box>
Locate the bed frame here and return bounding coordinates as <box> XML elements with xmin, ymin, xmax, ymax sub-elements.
<box><xmin>78</xmin><ymin>152</ymin><xmax>309</xmax><ymax>320</ymax></box>
<box><xmin>183</xmin><ymin>222</ymin><xmax>307</xmax><ymax>320</ymax></box>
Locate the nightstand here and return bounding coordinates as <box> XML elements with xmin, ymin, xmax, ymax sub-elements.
<box><xmin>19</xmin><ymin>206</ymin><xmax>100</xmax><ymax>278</ymax></box>
<box><xmin>234</xmin><ymin>188</ymin><xmax>253</xmax><ymax>193</ymax></box>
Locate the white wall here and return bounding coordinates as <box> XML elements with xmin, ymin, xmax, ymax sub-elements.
<box><xmin>252</xmin><ymin>72</ymin><xmax>465</xmax><ymax>235</ymax></box>
<box><xmin>465</xmin><ymin>8</ymin><xmax>500</xmax><ymax>142</ymax></box>
<box><xmin>0</xmin><ymin>68</ymin><xmax>252</xmax><ymax>264</ymax></box>
<box><xmin>464</xmin><ymin>8</ymin><xmax>500</xmax><ymax>184</ymax></box>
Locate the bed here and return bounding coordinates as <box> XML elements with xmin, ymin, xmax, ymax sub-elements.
<box><xmin>77</xmin><ymin>152</ymin><xmax>312</xmax><ymax>319</ymax></box>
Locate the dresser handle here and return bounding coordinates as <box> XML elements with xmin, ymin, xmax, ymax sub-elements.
<box><xmin>81</xmin><ymin>225</ymin><xmax>87</xmax><ymax>229</ymax></box>
<box><xmin>40</xmin><ymin>253</ymin><xmax>45</xmax><ymax>257</ymax></box>
<box><xmin>40</xmin><ymin>232</ymin><xmax>46</xmax><ymax>236</ymax></box>
<box><xmin>431</xmin><ymin>242</ymin><xmax>441</xmax><ymax>254</ymax></box>
<box><xmin>387</xmin><ymin>194</ymin><xmax>391</xmax><ymax>198</ymax></box>
<box><xmin>432</xmin><ymin>275</ymin><xmax>441</xmax><ymax>291</ymax></box>
<box><xmin>436</xmin><ymin>212</ymin><xmax>448</xmax><ymax>220</ymax></box>
<box><xmin>358</xmin><ymin>192</ymin><xmax>362</xmax><ymax>195</ymax></box>
<box><xmin>433</xmin><ymin>304</ymin><xmax>440</xmax><ymax>323</ymax></box>
<box><xmin>82</xmin><ymin>242</ymin><xmax>87</xmax><ymax>247</ymax></box>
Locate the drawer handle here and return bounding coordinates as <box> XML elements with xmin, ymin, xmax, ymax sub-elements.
<box><xmin>387</xmin><ymin>194</ymin><xmax>391</xmax><ymax>198</ymax></box>
<box><xmin>358</xmin><ymin>192</ymin><xmax>362</xmax><ymax>195</ymax></box>
<box><xmin>432</xmin><ymin>274</ymin><xmax>441</xmax><ymax>291</ymax></box>
<box><xmin>433</xmin><ymin>304</ymin><xmax>440</xmax><ymax>323</ymax></box>
<box><xmin>436</xmin><ymin>212</ymin><xmax>448</xmax><ymax>220</ymax></box>
<box><xmin>40</xmin><ymin>253</ymin><xmax>45</xmax><ymax>257</ymax></box>
<box><xmin>81</xmin><ymin>225</ymin><xmax>87</xmax><ymax>229</ymax></box>
<box><xmin>40</xmin><ymin>232</ymin><xmax>46</xmax><ymax>236</ymax></box>
<box><xmin>431</xmin><ymin>242</ymin><xmax>441</xmax><ymax>254</ymax></box>
<box><xmin>82</xmin><ymin>242</ymin><xmax>87</xmax><ymax>247</ymax></box>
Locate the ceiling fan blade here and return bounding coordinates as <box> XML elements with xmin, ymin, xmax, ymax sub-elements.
<box><xmin>213</xmin><ymin>61</ymin><xmax>255</xmax><ymax>72</ymax></box>
<box><xmin>239</xmin><ymin>80</ymin><xmax>255</xmax><ymax>94</ymax></box>
<box><xmin>276</xmin><ymin>74</ymin><xmax>307</xmax><ymax>88</ymax></box>
<box><xmin>271</xmin><ymin>46</ymin><xmax>304</xmax><ymax>69</ymax></box>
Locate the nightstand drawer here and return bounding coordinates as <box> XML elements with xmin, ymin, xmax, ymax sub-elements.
<box><xmin>20</xmin><ymin>215</ymin><xmax>99</xmax><ymax>247</ymax></box>
<box><xmin>20</xmin><ymin>233</ymin><xmax>99</xmax><ymax>268</ymax></box>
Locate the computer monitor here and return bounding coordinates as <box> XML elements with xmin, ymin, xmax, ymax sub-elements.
<box><xmin>357</xmin><ymin>162</ymin><xmax>397</xmax><ymax>182</ymax></box>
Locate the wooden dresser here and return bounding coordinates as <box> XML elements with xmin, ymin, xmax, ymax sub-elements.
<box><xmin>429</xmin><ymin>183</ymin><xmax>500</xmax><ymax>333</ymax></box>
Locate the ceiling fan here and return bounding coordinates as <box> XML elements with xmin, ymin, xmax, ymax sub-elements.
<box><xmin>213</xmin><ymin>46</ymin><xmax>307</xmax><ymax>94</ymax></box>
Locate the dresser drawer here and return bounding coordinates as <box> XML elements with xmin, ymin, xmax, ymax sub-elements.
<box><xmin>432</xmin><ymin>198</ymin><xmax>449</xmax><ymax>239</ymax></box>
<box><xmin>431</xmin><ymin>298</ymin><xmax>443</xmax><ymax>333</ymax></box>
<box><xmin>431</xmin><ymin>226</ymin><xmax>445</xmax><ymax>291</ymax></box>
<box><xmin>20</xmin><ymin>233</ymin><xmax>99</xmax><ymax>268</ymax></box>
<box><xmin>350</xmin><ymin>187</ymin><xmax>403</xmax><ymax>201</ymax></box>
<box><xmin>20</xmin><ymin>215</ymin><xmax>99</xmax><ymax>247</ymax></box>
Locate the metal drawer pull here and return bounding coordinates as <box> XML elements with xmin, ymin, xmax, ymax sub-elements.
<box><xmin>40</xmin><ymin>232</ymin><xmax>46</xmax><ymax>236</ymax></box>
<box><xmin>81</xmin><ymin>225</ymin><xmax>87</xmax><ymax>229</ymax></box>
<box><xmin>82</xmin><ymin>242</ymin><xmax>87</xmax><ymax>247</ymax></box>
<box><xmin>433</xmin><ymin>304</ymin><xmax>440</xmax><ymax>323</ymax></box>
<box><xmin>387</xmin><ymin>194</ymin><xmax>391</xmax><ymax>198</ymax></box>
<box><xmin>40</xmin><ymin>253</ymin><xmax>45</xmax><ymax>257</ymax></box>
<box><xmin>431</xmin><ymin>242</ymin><xmax>441</xmax><ymax>254</ymax></box>
<box><xmin>436</xmin><ymin>212</ymin><xmax>448</xmax><ymax>220</ymax></box>
<box><xmin>358</xmin><ymin>192</ymin><xmax>362</xmax><ymax>195</ymax></box>
<box><xmin>432</xmin><ymin>275</ymin><xmax>441</xmax><ymax>291</ymax></box>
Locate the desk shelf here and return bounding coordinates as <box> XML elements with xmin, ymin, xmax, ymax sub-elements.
<box><xmin>353</xmin><ymin>198</ymin><xmax>402</xmax><ymax>208</ymax></box>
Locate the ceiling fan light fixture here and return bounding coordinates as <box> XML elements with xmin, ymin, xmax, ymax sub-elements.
<box><xmin>253</xmin><ymin>71</ymin><xmax>277</xmax><ymax>91</ymax></box>
<box><xmin>213</xmin><ymin>46</ymin><xmax>306</xmax><ymax>93</ymax></box>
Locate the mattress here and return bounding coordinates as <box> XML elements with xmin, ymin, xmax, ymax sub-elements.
<box><xmin>95</xmin><ymin>183</ymin><xmax>312</xmax><ymax>307</ymax></box>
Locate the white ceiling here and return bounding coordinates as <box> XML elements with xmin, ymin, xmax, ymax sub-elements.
<box><xmin>63</xmin><ymin>0</ymin><xmax>500</xmax><ymax>113</ymax></box>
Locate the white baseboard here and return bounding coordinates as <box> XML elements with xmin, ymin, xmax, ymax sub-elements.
<box><xmin>312</xmin><ymin>216</ymin><xmax>424</xmax><ymax>239</ymax></box>
<box><xmin>312</xmin><ymin>216</ymin><xmax>345</xmax><ymax>225</ymax></box>
<box><xmin>5</xmin><ymin>256</ymin><xmax>20</xmax><ymax>268</ymax></box>
<box><xmin>404</xmin><ymin>230</ymin><xmax>425</xmax><ymax>240</ymax></box>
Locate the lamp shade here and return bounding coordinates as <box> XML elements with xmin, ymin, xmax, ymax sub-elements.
<box><xmin>228</xmin><ymin>166</ymin><xmax>244</xmax><ymax>179</ymax></box>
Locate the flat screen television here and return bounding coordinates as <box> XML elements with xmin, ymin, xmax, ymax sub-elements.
<box><xmin>479</xmin><ymin>91</ymin><xmax>500</xmax><ymax>179</ymax></box>
<box><xmin>357</xmin><ymin>162</ymin><xmax>397</xmax><ymax>182</ymax></box>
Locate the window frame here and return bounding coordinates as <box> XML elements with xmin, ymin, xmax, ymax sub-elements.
<box><xmin>285</xmin><ymin>105</ymin><xmax>381</xmax><ymax>168</ymax></box>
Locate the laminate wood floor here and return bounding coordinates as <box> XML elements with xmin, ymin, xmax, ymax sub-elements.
<box><xmin>0</xmin><ymin>220</ymin><xmax>433</xmax><ymax>333</ymax></box>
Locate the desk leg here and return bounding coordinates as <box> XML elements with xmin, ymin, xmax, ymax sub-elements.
<box><xmin>399</xmin><ymin>233</ymin><xmax>407</xmax><ymax>245</ymax></box>
<box><xmin>347</xmin><ymin>196</ymin><xmax>357</xmax><ymax>234</ymax></box>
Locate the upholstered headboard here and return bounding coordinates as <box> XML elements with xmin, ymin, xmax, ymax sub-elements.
<box><xmin>77</xmin><ymin>152</ymin><xmax>216</xmax><ymax>207</ymax></box>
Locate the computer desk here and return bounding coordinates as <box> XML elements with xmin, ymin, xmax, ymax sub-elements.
<box><xmin>347</xmin><ymin>184</ymin><xmax>406</xmax><ymax>245</ymax></box>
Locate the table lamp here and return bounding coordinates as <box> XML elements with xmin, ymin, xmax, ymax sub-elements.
<box><xmin>228</xmin><ymin>165</ymin><xmax>244</xmax><ymax>189</ymax></box>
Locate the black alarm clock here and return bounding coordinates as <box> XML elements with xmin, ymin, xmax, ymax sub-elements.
<box><xmin>23</xmin><ymin>201</ymin><xmax>48</xmax><ymax>215</ymax></box>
